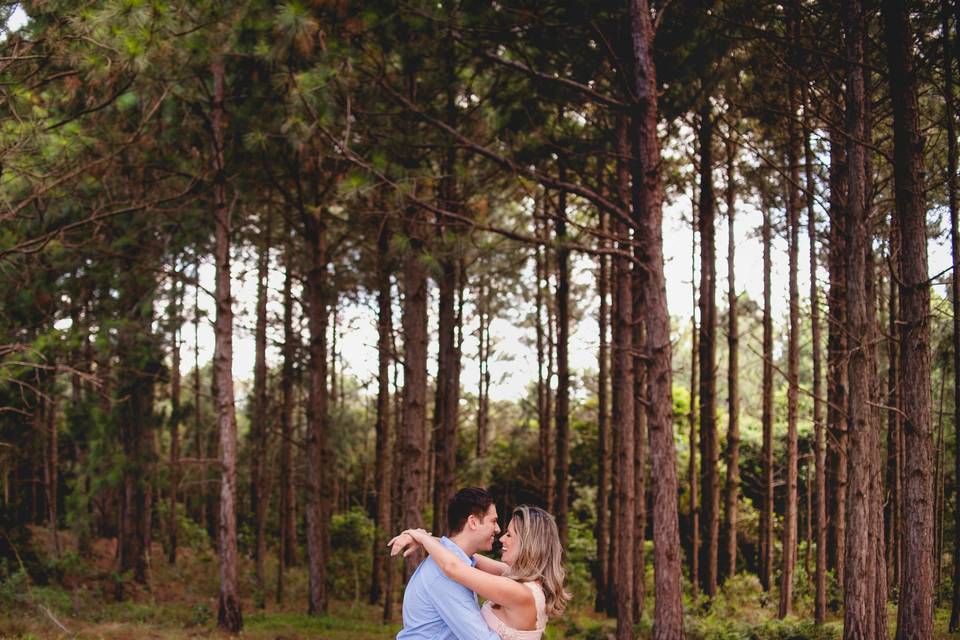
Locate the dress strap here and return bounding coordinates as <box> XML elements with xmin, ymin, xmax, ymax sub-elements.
<box><xmin>523</xmin><ymin>581</ymin><xmax>547</xmax><ymax>628</ymax></box>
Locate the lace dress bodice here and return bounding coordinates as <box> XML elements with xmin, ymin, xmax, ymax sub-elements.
<box><xmin>479</xmin><ymin>581</ymin><xmax>547</xmax><ymax>640</ymax></box>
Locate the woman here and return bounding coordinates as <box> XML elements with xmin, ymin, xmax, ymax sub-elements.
<box><xmin>392</xmin><ymin>505</ymin><xmax>570</xmax><ymax>639</ymax></box>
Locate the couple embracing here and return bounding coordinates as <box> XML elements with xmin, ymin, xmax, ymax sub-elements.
<box><xmin>390</xmin><ymin>487</ymin><xmax>570</xmax><ymax>640</ymax></box>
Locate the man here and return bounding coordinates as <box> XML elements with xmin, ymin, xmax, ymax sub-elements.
<box><xmin>395</xmin><ymin>487</ymin><xmax>501</xmax><ymax>640</ymax></box>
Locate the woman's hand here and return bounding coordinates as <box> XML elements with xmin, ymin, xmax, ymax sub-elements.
<box><xmin>387</xmin><ymin>529</ymin><xmax>431</xmax><ymax>557</ymax></box>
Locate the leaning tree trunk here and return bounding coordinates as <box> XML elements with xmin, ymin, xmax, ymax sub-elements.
<box><xmin>884</xmin><ymin>0</ymin><xmax>934</xmax><ymax>636</ymax></box>
<box><xmin>211</xmin><ymin>56</ymin><xmax>242</xmax><ymax>633</ymax></box>
<box><xmin>696</xmin><ymin>101</ymin><xmax>719</xmax><ymax>599</ymax></box>
<box><xmin>629</xmin><ymin>2</ymin><xmax>685</xmax><ymax>636</ymax></box>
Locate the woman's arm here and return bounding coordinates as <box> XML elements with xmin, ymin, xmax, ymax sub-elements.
<box><xmin>472</xmin><ymin>554</ymin><xmax>509</xmax><ymax>576</ymax></box>
<box><xmin>404</xmin><ymin>529</ymin><xmax>534</xmax><ymax>610</ymax></box>
<box><xmin>388</xmin><ymin>532</ymin><xmax>508</xmax><ymax>577</ymax></box>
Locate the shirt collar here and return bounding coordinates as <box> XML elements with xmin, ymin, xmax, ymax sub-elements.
<box><xmin>440</xmin><ymin>536</ymin><xmax>478</xmax><ymax>567</ymax></box>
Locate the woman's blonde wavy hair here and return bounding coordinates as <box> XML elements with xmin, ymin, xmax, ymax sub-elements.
<box><xmin>501</xmin><ymin>505</ymin><xmax>571</xmax><ymax>618</ymax></box>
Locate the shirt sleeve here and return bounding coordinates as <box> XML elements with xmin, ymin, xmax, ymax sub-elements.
<box><xmin>424</xmin><ymin>574</ymin><xmax>500</xmax><ymax>640</ymax></box>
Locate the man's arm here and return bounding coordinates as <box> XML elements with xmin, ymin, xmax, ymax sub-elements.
<box><xmin>424</xmin><ymin>574</ymin><xmax>500</xmax><ymax>640</ymax></box>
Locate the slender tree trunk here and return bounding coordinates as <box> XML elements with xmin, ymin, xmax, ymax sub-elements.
<box><xmin>843</xmin><ymin>1</ymin><xmax>878</xmax><ymax>633</ymax></box>
<box><xmin>613</xmin><ymin>115</ymin><xmax>635</xmax><ymax>640</ymax></box>
<box><xmin>723</xmin><ymin>128</ymin><xmax>739</xmax><ymax>584</ymax></box>
<box><xmin>400</xmin><ymin>199</ymin><xmax>429</xmax><ymax>578</ymax></box>
<box><xmin>697</xmin><ymin>102</ymin><xmax>719</xmax><ymax>599</ymax></box>
<box><xmin>370</xmin><ymin>217</ymin><xmax>393</xmax><ymax>604</ymax></box>
<box><xmin>945</xmin><ymin>0</ymin><xmax>960</xmax><ymax>626</ymax></box>
<box><xmin>629</xmin><ymin>4</ymin><xmax>685</xmax><ymax>635</ymax></box>
<box><xmin>689</xmin><ymin>200</ymin><xmax>700</xmax><ymax>595</ymax></box>
<box><xmin>827</xmin><ymin>111</ymin><xmax>849</xmax><ymax>592</ymax></box>
<box><xmin>595</xmin><ymin>205</ymin><xmax>611</xmax><ymax>612</ymax></box>
<box><xmin>476</xmin><ymin>274</ymin><xmax>490</xmax><ymax>458</ymax></box>
<box><xmin>633</xmin><ymin>218</ymin><xmax>648</xmax><ymax>622</ymax></box>
<box><xmin>803</xmin><ymin>83</ymin><xmax>827</xmax><ymax>624</ymax></box>
<box><xmin>46</xmin><ymin>384</ymin><xmax>59</xmax><ymax>556</ymax></box>
<box><xmin>884</xmin><ymin>0</ymin><xmax>934</xmax><ymax>636</ymax></box>
<box><xmin>535</xmin><ymin>208</ymin><xmax>551</xmax><ymax>505</ymax></box>
<box><xmin>251</xmin><ymin>212</ymin><xmax>270</xmax><ymax>608</ymax></box>
<box><xmin>168</xmin><ymin>278</ymin><xmax>182</xmax><ymax>566</ymax></box>
<box><xmin>210</xmin><ymin>56</ymin><xmax>242</xmax><ymax>633</ymax></box>
<box><xmin>761</xmin><ymin>199</ymin><xmax>774</xmax><ymax>593</ymax></box>
<box><xmin>886</xmin><ymin>240</ymin><xmax>902</xmax><ymax>597</ymax></box>
<box><xmin>780</xmin><ymin>3</ymin><xmax>802</xmax><ymax>612</ymax></box>
<box><xmin>193</xmin><ymin>257</ymin><xmax>204</xmax><ymax>533</ymax></box>
<box><xmin>277</xmin><ymin>218</ymin><xmax>296</xmax><ymax>604</ymax></box>
<box><xmin>555</xmin><ymin>170</ymin><xmax>571</xmax><ymax>549</ymax></box>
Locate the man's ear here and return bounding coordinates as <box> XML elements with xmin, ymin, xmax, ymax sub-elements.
<box><xmin>466</xmin><ymin>514</ymin><xmax>478</xmax><ymax>530</ymax></box>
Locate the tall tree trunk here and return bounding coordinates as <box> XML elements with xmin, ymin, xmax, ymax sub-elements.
<box><xmin>251</xmin><ymin>212</ymin><xmax>270</xmax><ymax>609</ymax></box>
<box><xmin>780</xmin><ymin>2</ymin><xmax>802</xmax><ymax>613</ymax></box>
<box><xmin>277</xmin><ymin>218</ymin><xmax>296</xmax><ymax>604</ymax></box>
<box><xmin>628</xmin><ymin>3</ymin><xmax>685</xmax><ymax>636</ymax></box>
<box><xmin>554</xmin><ymin>170</ymin><xmax>571</xmax><ymax>549</ymax></box>
<box><xmin>689</xmin><ymin>199</ymin><xmax>700</xmax><ymax>595</ymax></box>
<box><xmin>886</xmin><ymin>238</ymin><xmax>902</xmax><ymax>597</ymax></box>
<box><xmin>613</xmin><ymin>115</ymin><xmax>635</xmax><ymax>640</ymax></box>
<box><xmin>400</xmin><ymin>200</ymin><xmax>429</xmax><ymax>578</ymax></box>
<box><xmin>761</xmin><ymin>199</ymin><xmax>774</xmax><ymax>593</ymax></box>
<box><xmin>45</xmin><ymin>384</ymin><xmax>59</xmax><ymax>556</ymax></box>
<box><xmin>803</xmin><ymin>83</ymin><xmax>827</xmax><ymax>624</ymax></box>
<box><xmin>370</xmin><ymin>216</ymin><xmax>393</xmax><ymax>604</ymax></box>
<box><xmin>723</xmin><ymin>131</ymin><xmax>739</xmax><ymax>583</ymax></box>
<box><xmin>945</xmin><ymin>0</ymin><xmax>960</xmax><ymax>626</ymax></box>
<box><xmin>303</xmin><ymin>200</ymin><xmax>330</xmax><ymax>615</ymax></box>
<box><xmin>697</xmin><ymin>102</ymin><xmax>719</xmax><ymax>599</ymax></box>
<box><xmin>595</xmin><ymin>205</ymin><xmax>611</xmax><ymax>613</ymax></box>
<box><xmin>884</xmin><ymin>0</ymin><xmax>934</xmax><ymax>636</ymax></box>
<box><xmin>843</xmin><ymin>1</ymin><xmax>878</xmax><ymax>633</ymax></box>
<box><xmin>432</xmin><ymin>46</ymin><xmax>461</xmax><ymax>536</ymax></box>
<box><xmin>476</xmin><ymin>274</ymin><xmax>490</xmax><ymax>458</ymax></box>
<box><xmin>827</xmin><ymin>107</ymin><xmax>849</xmax><ymax>590</ymax></box>
<box><xmin>632</xmin><ymin>211</ymin><xmax>648</xmax><ymax>622</ymax></box>
<box><xmin>535</xmin><ymin>207</ymin><xmax>551</xmax><ymax>507</ymax></box>
<box><xmin>193</xmin><ymin>256</ymin><xmax>205</xmax><ymax>533</ymax></box>
<box><xmin>168</xmin><ymin>277</ymin><xmax>182</xmax><ymax>566</ymax></box>
<box><xmin>211</xmin><ymin>56</ymin><xmax>242</xmax><ymax>633</ymax></box>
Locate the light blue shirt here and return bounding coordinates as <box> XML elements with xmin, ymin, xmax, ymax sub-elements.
<box><xmin>396</xmin><ymin>536</ymin><xmax>500</xmax><ymax>640</ymax></box>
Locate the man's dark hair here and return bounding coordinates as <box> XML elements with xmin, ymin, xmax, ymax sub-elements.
<box><xmin>447</xmin><ymin>487</ymin><xmax>495</xmax><ymax>535</ymax></box>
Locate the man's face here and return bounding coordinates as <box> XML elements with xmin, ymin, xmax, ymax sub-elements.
<box><xmin>473</xmin><ymin>504</ymin><xmax>500</xmax><ymax>552</ymax></box>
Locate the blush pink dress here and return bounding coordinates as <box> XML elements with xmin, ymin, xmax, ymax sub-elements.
<box><xmin>479</xmin><ymin>581</ymin><xmax>547</xmax><ymax>640</ymax></box>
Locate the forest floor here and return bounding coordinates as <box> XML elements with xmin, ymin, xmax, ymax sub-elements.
<box><xmin>2</xmin><ymin>527</ymin><xmax>958</xmax><ymax>639</ymax></box>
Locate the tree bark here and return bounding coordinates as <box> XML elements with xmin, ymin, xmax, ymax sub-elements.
<box><xmin>277</xmin><ymin>219</ymin><xmax>296</xmax><ymax>604</ymax></box>
<box><xmin>210</xmin><ymin>56</ymin><xmax>242</xmax><ymax>633</ymax></box>
<box><xmin>628</xmin><ymin>3</ymin><xmax>685</xmax><ymax>636</ymax></box>
<box><xmin>884</xmin><ymin>0</ymin><xmax>934</xmax><ymax>636</ymax></box>
<box><xmin>689</xmin><ymin>198</ymin><xmax>700</xmax><ymax>595</ymax></box>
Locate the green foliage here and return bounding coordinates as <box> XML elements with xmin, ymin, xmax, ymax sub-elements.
<box><xmin>328</xmin><ymin>508</ymin><xmax>375</xmax><ymax>601</ymax></box>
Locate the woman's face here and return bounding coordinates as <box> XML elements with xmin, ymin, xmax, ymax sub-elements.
<box><xmin>500</xmin><ymin>520</ymin><xmax>520</xmax><ymax>566</ymax></box>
